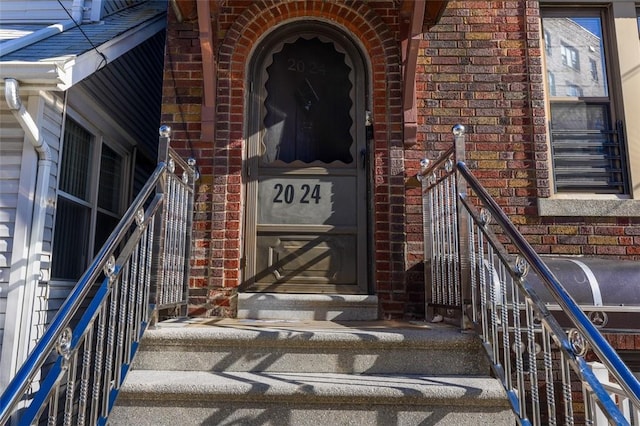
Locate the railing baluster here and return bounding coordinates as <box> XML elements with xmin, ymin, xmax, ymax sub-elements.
<box><xmin>499</xmin><ymin>262</ymin><xmax>512</xmax><ymax>396</ymax></box>
<box><xmin>417</xmin><ymin>124</ymin><xmax>639</xmax><ymax>425</ymax></box>
<box><xmin>541</xmin><ymin>325</ymin><xmax>557</xmax><ymax>425</ymax></box>
<box><xmin>136</xmin><ymin>225</ymin><xmax>147</xmax><ymax>337</ymax></box>
<box><xmin>476</xmin><ymin>223</ymin><xmax>490</xmax><ymax>348</ymax></box>
<box><xmin>525</xmin><ymin>301</ymin><xmax>541</xmax><ymax>425</ymax></box>
<box><xmin>48</xmin><ymin>386</ymin><xmax>60</xmax><ymax>426</ymax></box>
<box><xmin>0</xmin><ymin>126</ymin><xmax>198</xmax><ymax>424</ymax></box>
<box><xmin>561</xmin><ymin>350</ymin><xmax>575</xmax><ymax>425</ymax></box>
<box><xmin>91</xmin><ymin>306</ymin><xmax>106</xmax><ymax>425</ymax></box>
<box><xmin>63</xmin><ymin>350</ymin><xmax>78</xmax><ymax>426</ymax></box>
<box><xmin>433</xmin><ymin>181</ymin><xmax>441</xmax><ymax>305</ymax></box>
<box><xmin>512</xmin><ymin>275</ymin><xmax>526</xmax><ymax>420</ymax></box>
<box><xmin>77</xmin><ymin>326</ymin><xmax>93</xmax><ymax>426</ymax></box>
<box><xmin>143</xmin><ymin>219</ymin><xmax>154</xmax><ymax>322</ymax></box>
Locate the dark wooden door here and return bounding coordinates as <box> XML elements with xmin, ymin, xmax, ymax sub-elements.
<box><xmin>245</xmin><ymin>35</ymin><xmax>368</xmax><ymax>294</ymax></box>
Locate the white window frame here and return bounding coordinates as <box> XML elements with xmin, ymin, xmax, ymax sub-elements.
<box><xmin>51</xmin><ymin>110</ymin><xmax>130</xmax><ymax>281</ymax></box>
<box><xmin>561</xmin><ymin>44</ymin><xmax>580</xmax><ymax>69</ymax></box>
<box><xmin>565</xmin><ymin>83</ymin><xmax>583</xmax><ymax>97</ymax></box>
<box><xmin>539</xmin><ymin>0</ymin><xmax>640</xmax><ymax>217</ymax></box>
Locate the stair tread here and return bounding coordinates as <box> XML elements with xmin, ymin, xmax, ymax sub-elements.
<box><xmin>118</xmin><ymin>370</ymin><xmax>509</xmax><ymax>406</ymax></box>
<box><xmin>143</xmin><ymin>318</ymin><xmax>478</xmax><ymax>348</ymax></box>
<box><xmin>133</xmin><ymin>319</ymin><xmax>490</xmax><ymax>375</ymax></box>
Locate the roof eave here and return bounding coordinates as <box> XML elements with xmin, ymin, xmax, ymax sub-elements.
<box><xmin>0</xmin><ymin>61</ymin><xmax>69</xmax><ymax>90</ymax></box>
<box><xmin>0</xmin><ymin>12</ymin><xmax>166</xmax><ymax>91</ymax></box>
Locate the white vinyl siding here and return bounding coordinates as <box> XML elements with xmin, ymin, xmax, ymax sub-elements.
<box><xmin>0</xmin><ymin>1</ymin><xmax>78</xmax><ymax>23</ymax></box>
<box><xmin>0</xmin><ymin>104</ymin><xmax>22</xmax><ymax>273</ymax></box>
<box><xmin>29</xmin><ymin>95</ymin><xmax>64</xmax><ymax>353</ymax></box>
<box><xmin>0</xmin><ymin>0</ymin><xmax>148</xmax><ymax>24</ymax></box>
<box><xmin>0</xmin><ymin>102</ymin><xmax>26</xmax><ymax>348</ymax></box>
<box><xmin>0</xmin><ymin>93</ymin><xmax>64</xmax><ymax>368</ymax></box>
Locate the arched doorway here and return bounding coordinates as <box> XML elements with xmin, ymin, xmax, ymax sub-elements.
<box><xmin>243</xmin><ymin>21</ymin><xmax>370</xmax><ymax>295</ymax></box>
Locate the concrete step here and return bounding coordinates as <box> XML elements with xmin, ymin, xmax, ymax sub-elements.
<box><xmin>109</xmin><ymin>370</ymin><xmax>515</xmax><ymax>426</ymax></box>
<box><xmin>110</xmin><ymin>319</ymin><xmax>514</xmax><ymax>425</ymax></box>
<box><xmin>237</xmin><ymin>293</ymin><xmax>379</xmax><ymax>321</ymax></box>
<box><xmin>131</xmin><ymin>318</ymin><xmax>491</xmax><ymax>375</ymax></box>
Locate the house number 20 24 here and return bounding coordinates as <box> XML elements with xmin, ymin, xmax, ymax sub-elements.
<box><xmin>273</xmin><ymin>183</ymin><xmax>322</xmax><ymax>204</ymax></box>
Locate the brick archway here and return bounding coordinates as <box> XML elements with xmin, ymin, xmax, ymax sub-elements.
<box><xmin>210</xmin><ymin>1</ymin><xmax>406</xmax><ymax>317</ymax></box>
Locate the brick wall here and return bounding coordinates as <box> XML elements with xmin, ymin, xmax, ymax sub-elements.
<box><xmin>162</xmin><ymin>0</ymin><xmax>419</xmax><ymax>318</ymax></box>
<box><xmin>161</xmin><ymin>0</ymin><xmax>640</xmax><ymax>319</ymax></box>
<box><xmin>412</xmin><ymin>0</ymin><xmax>640</xmax><ymax>262</ymax></box>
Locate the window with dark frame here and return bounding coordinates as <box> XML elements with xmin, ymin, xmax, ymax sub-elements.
<box><xmin>542</xmin><ymin>9</ymin><xmax>628</xmax><ymax>194</ymax></box>
<box><xmin>52</xmin><ymin>117</ymin><xmax>127</xmax><ymax>280</ymax></box>
<box><xmin>590</xmin><ymin>58</ymin><xmax>598</xmax><ymax>81</ymax></box>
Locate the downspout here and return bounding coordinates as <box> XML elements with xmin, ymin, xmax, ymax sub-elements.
<box><xmin>3</xmin><ymin>78</ymin><xmax>53</xmax><ymax>383</ymax></box>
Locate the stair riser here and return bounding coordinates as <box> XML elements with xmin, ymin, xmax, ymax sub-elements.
<box><xmin>110</xmin><ymin>402</ymin><xmax>515</xmax><ymax>426</ymax></box>
<box><xmin>112</xmin><ymin>322</ymin><xmax>514</xmax><ymax>425</ymax></box>
<box><xmin>132</xmin><ymin>346</ymin><xmax>489</xmax><ymax>375</ymax></box>
<box><xmin>236</xmin><ymin>294</ymin><xmax>379</xmax><ymax>321</ymax></box>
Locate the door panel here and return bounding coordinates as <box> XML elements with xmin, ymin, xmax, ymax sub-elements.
<box><xmin>257</xmin><ymin>175</ymin><xmax>357</xmax><ymax>226</ymax></box>
<box><xmin>246</xmin><ymin>31</ymin><xmax>367</xmax><ymax>294</ymax></box>
<box><xmin>255</xmin><ymin>234</ymin><xmax>357</xmax><ymax>286</ymax></box>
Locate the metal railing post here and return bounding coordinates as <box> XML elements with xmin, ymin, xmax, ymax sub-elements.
<box><xmin>181</xmin><ymin>157</ymin><xmax>198</xmax><ymax>317</ymax></box>
<box><xmin>421</xmin><ymin>157</ymin><xmax>434</xmax><ymax>321</ymax></box>
<box><xmin>452</xmin><ymin>124</ymin><xmax>472</xmax><ymax>329</ymax></box>
<box><xmin>150</xmin><ymin>125</ymin><xmax>171</xmax><ymax>325</ymax></box>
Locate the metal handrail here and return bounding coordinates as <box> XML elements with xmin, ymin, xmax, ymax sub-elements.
<box><xmin>0</xmin><ymin>127</ymin><xmax>197</xmax><ymax>425</ymax></box>
<box><xmin>458</xmin><ymin>161</ymin><xmax>640</xmax><ymax>410</ymax></box>
<box><xmin>0</xmin><ymin>163</ymin><xmax>165</xmax><ymax>423</ymax></box>
<box><xmin>418</xmin><ymin>125</ymin><xmax>640</xmax><ymax>425</ymax></box>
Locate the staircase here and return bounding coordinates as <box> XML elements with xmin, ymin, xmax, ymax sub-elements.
<box><xmin>109</xmin><ymin>317</ymin><xmax>514</xmax><ymax>425</ymax></box>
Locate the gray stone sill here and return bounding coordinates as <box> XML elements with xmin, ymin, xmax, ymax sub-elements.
<box><xmin>538</xmin><ymin>197</ymin><xmax>640</xmax><ymax>217</ymax></box>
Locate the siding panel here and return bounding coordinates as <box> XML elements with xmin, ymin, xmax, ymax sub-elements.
<box><xmin>28</xmin><ymin>94</ymin><xmax>63</xmax><ymax>351</ymax></box>
<box><xmin>0</xmin><ymin>105</ymin><xmax>23</xmax><ymax>281</ymax></box>
<box><xmin>0</xmin><ymin>1</ymin><xmax>75</xmax><ymax>23</ymax></box>
<box><xmin>102</xmin><ymin>0</ymin><xmax>145</xmax><ymax>17</ymax></box>
<box><xmin>0</xmin><ymin>104</ymin><xmax>24</xmax><ymax>356</ymax></box>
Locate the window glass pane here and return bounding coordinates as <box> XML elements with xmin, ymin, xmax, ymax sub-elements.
<box><xmin>542</xmin><ymin>16</ymin><xmax>608</xmax><ymax>97</ymax></box>
<box><xmin>52</xmin><ymin>198</ymin><xmax>90</xmax><ymax>280</ymax></box>
<box><xmin>262</xmin><ymin>37</ymin><xmax>354</xmax><ymax>164</ymax></box>
<box><xmin>98</xmin><ymin>144</ymin><xmax>123</xmax><ymax>213</ymax></box>
<box><xmin>94</xmin><ymin>212</ymin><xmax>119</xmax><ymax>256</ymax></box>
<box><xmin>59</xmin><ymin>118</ymin><xmax>92</xmax><ymax>200</ymax></box>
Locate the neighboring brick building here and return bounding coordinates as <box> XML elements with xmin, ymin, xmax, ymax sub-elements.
<box><xmin>161</xmin><ymin>0</ymin><xmax>640</xmax><ymax>321</ymax></box>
